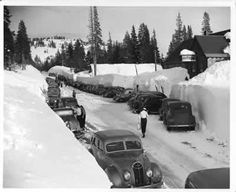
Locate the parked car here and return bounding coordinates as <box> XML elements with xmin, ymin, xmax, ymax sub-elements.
<box><xmin>159</xmin><ymin>98</ymin><xmax>180</xmax><ymax>120</ymax></box>
<box><xmin>129</xmin><ymin>92</ymin><xmax>167</xmax><ymax>114</ymax></box>
<box><xmin>90</xmin><ymin>129</ymin><xmax>163</xmax><ymax>188</ymax></box>
<box><xmin>46</xmin><ymin>87</ymin><xmax>61</xmax><ymax>109</ymax></box>
<box><xmin>54</xmin><ymin>107</ymin><xmax>81</xmax><ymax>134</ymax></box>
<box><xmin>59</xmin><ymin>97</ymin><xmax>86</xmax><ymax>128</ymax></box>
<box><xmin>113</xmin><ymin>88</ymin><xmax>135</xmax><ymax>102</ymax></box>
<box><xmin>163</xmin><ymin>101</ymin><xmax>196</xmax><ymax>131</ymax></box>
<box><xmin>185</xmin><ymin>168</ymin><xmax>229</xmax><ymax>189</ymax></box>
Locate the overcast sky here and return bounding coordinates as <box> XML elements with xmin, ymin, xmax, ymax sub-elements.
<box><xmin>8</xmin><ymin>6</ymin><xmax>230</xmax><ymax>56</ymax></box>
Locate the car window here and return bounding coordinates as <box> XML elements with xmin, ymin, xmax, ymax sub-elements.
<box><xmin>172</xmin><ymin>105</ymin><xmax>190</xmax><ymax>113</ymax></box>
<box><xmin>125</xmin><ymin>141</ymin><xmax>142</xmax><ymax>150</ymax></box>
<box><xmin>106</xmin><ymin>141</ymin><xmax>125</xmax><ymax>152</ymax></box>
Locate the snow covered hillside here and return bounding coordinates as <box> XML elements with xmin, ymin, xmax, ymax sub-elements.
<box><xmin>3</xmin><ymin>65</ymin><xmax>110</xmax><ymax>187</ymax></box>
<box><xmin>170</xmin><ymin>60</ymin><xmax>230</xmax><ymax>142</ymax></box>
<box><xmin>31</xmin><ymin>38</ymin><xmax>77</xmax><ymax>63</ymax></box>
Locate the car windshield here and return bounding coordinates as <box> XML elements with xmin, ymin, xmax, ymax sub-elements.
<box><xmin>106</xmin><ymin>140</ymin><xmax>142</xmax><ymax>152</ymax></box>
<box><xmin>125</xmin><ymin>140</ymin><xmax>142</xmax><ymax>150</ymax></box>
<box><xmin>106</xmin><ymin>141</ymin><xmax>125</xmax><ymax>152</ymax></box>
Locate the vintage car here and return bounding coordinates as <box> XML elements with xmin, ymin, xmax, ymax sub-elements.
<box><xmin>59</xmin><ymin>97</ymin><xmax>86</xmax><ymax>128</ymax></box>
<box><xmin>129</xmin><ymin>93</ymin><xmax>167</xmax><ymax>114</ymax></box>
<box><xmin>90</xmin><ymin>129</ymin><xmax>163</xmax><ymax>188</ymax></box>
<box><xmin>54</xmin><ymin>107</ymin><xmax>81</xmax><ymax>134</ymax></box>
<box><xmin>185</xmin><ymin>168</ymin><xmax>229</xmax><ymax>189</ymax></box>
<box><xmin>159</xmin><ymin>98</ymin><xmax>180</xmax><ymax>120</ymax></box>
<box><xmin>46</xmin><ymin>87</ymin><xmax>61</xmax><ymax>109</ymax></box>
<box><xmin>113</xmin><ymin>88</ymin><xmax>135</xmax><ymax>102</ymax></box>
<box><xmin>163</xmin><ymin>101</ymin><xmax>196</xmax><ymax>131</ymax></box>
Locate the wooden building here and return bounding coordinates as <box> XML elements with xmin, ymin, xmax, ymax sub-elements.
<box><xmin>164</xmin><ymin>31</ymin><xmax>230</xmax><ymax>78</ymax></box>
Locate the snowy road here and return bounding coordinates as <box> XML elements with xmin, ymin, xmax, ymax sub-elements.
<box><xmin>62</xmin><ymin>86</ymin><xmax>229</xmax><ymax>188</ymax></box>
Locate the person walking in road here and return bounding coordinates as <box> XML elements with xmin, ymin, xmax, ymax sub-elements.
<box><xmin>139</xmin><ymin>108</ymin><xmax>148</xmax><ymax>138</ymax></box>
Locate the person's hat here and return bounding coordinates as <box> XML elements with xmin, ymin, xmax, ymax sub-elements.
<box><xmin>143</xmin><ymin>107</ymin><xmax>147</xmax><ymax>111</ymax></box>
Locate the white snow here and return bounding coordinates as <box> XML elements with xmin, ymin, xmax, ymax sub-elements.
<box><xmin>3</xmin><ymin>65</ymin><xmax>110</xmax><ymax>187</ymax></box>
<box><xmin>170</xmin><ymin>60</ymin><xmax>230</xmax><ymax>143</ymax></box>
<box><xmin>90</xmin><ymin>63</ymin><xmax>163</xmax><ymax>76</ymax></box>
<box><xmin>133</xmin><ymin>67</ymin><xmax>189</xmax><ymax>96</ymax></box>
<box><xmin>180</xmin><ymin>49</ymin><xmax>195</xmax><ymax>55</ymax></box>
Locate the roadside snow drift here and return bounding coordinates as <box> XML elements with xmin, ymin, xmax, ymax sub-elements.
<box><xmin>49</xmin><ymin>65</ymin><xmax>188</xmax><ymax>96</ymax></box>
<box><xmin>170</xmin><ymin>60</ymin><xmax>230</xmax><ymax>142</ymax></box>
<box><xmin>3</xmin><ymin>65</ymin><xmax>110</xmax><ymax>188</ymax></box>
<box><xmin>90</xmin><ymin>63</ymin><xmax>163</xmax><ymax>76</ymax></box>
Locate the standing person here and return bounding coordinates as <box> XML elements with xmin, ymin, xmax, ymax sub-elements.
<box><xmin>139</xmin><ymin>108</ymin><xmax>148</xmax><ymax>138</ymax></box>
<box><xmin>72</xmin><ymin>90</ymin><xmax>76</xmax><ymax>98</ymax></box>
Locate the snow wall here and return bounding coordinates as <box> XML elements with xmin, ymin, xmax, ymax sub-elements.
<box><xmin>133</xmin><ymin>67</ymin><xmax>189</xmax><ymax>96</ymax></box>
<box><xmin>90</xmin><ymin>63</ymin><xmax>163</xmax><ymax>76</ymax></box>
<box><xmin>170</xmin><ymin>61</ymin><xmax>230</xmax><ymax>142</ymax></box>
<box><xmin>49</xmin><ymin>65</ymin><xmax>188</xmax><ymax>97</ymax></box>
<box><xmin>4</xmin><ymin>65</ymin><xmax>110</xmax><ymax>187</ymax></box>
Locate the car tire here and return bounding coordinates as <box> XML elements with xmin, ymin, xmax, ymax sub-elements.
<box><xmin>167</xmin><ymin>126</ymin><xmax>171</xmax><ymax>131</ymax></box>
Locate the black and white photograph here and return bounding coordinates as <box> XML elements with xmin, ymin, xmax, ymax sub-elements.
<box><xmin>2</xmin><ymin>0</ymin><xmax>235</xmax><ymax>189</ymax></box>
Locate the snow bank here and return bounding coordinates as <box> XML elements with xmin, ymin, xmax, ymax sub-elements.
<box><xmin>170</xmin><ymin>60</ymin><xmax>230</xmax><ymax>142</ymax></box>
<box><xmin>3</xmin><ymin>66</ymin><xmax>110</xmax><ymax>187</ymax></box>
<box><xmin>133</xmin><ymin>67</ymin><xmax>189</xmax><ymax>96</ymax></box>
<box><xmin>90</xmin><ymin>63</ymin><xmax>162</xmax><ymax>76</ymax></box>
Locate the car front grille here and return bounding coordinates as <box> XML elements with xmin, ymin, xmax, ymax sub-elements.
<box><xmin>132</xmin><ymin>162</ymin><xmax>144</xmax><ymax>186</ymax></box>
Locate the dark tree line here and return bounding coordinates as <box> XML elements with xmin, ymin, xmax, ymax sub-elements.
<box><xmin>4</xmin><ymin>6</ymin><xmax>33</xmax><ymax>69</ymax></box>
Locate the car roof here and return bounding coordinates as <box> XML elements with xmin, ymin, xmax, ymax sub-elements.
<box><xmin>187</xmin><ymin>168</ymin><xmax>229</xmax><ymax>188</ymax></box>
<box><xmin>95</xmin><ymin>129</ymin><xmax>140</xmax><ymax>142</ymax></box>
<box><xmin>168</xmin><ymin>101</ymin><xmax>191</xmax><ymax>106</ymax></box>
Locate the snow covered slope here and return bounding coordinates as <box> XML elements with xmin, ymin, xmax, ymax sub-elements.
<box><xmin>3</xmin><ymin>65</ymin><xmax>110</xmax><ymax>187</ymax></box>
<box><xmin>170</xmin><ymin>60</ymin><xmax>230</xmax><ymax>142</ymax></box>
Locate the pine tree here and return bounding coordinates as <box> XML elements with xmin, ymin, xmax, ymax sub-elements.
<box><xmin>15</xmin><ymin>20</ymin><xmax>31</xmax><ymax>64</ymax></box>
<box><xmin>138</xmin><ymin>23</ymin><xmax>152</xmax><ymax>63</ymax></box>
<box><xmin>87</xmin><ymin>6</ymin><xmax>103</xmax><ymax>75</ymax></box>
<box><xmin>73</xmin><ymin>39</ymin><xmax>86</xmax><ymax>70</ymax></box>
<box><xmin>150</xmin><ymin>30</ymin><xmax>160</xmax><ymax>64</ymax></box>
<box><xmin>167</xmin><ymin>13</ymin><xmax>184</xmax><ymax>56</ymax></box>
<box><xmin>201</xmin><ymin>12</ymin><xmax>213</xmax><ymax>35</ymax></box>
<box><xmin>107</xmin><ymin>32</ymin><xmax>113</xmax><ymax>63</ymax></box>
<box><xmin>122</xmin><ymin>31</ymin><xmax>133</xmax><ymax>63</ymax></box>
<box><xmin>187</xmin><ymin>25</ymin><xmax>193</xmax><ymax>39</ymax></box>
<box><xmin>4</xmin><ymin>6</ymin><xmax>14</xmax><ymax>69</ymax></box>
<box><xmin>65</xmin><ymin>42</ymin><xmax>74</xmax><ymax>67</ymax></box>
<box><xmin>183</xmin><ymin>25</ymin><xmax>187</xmax><ymax>40</ymax></box>
<box><xmin>130</xmin><ymin>25</ymin><xmax>139</xmax><ymax>63</ymax></box>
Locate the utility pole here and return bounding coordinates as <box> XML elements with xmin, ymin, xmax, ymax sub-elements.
<box><xmin>154</xmin><ymin>50</ymin><xmax>157</xmax><ymax>71</ymax></box>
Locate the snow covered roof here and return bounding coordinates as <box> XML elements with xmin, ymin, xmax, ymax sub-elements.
<box><xmin>195</xmin><ymin>35</ymin><xmax>229</xmax><ymax>56</ymax></box>
<box><xmin>180</xmin><ymin>49</ymin><xmax>195</xmax><ymax>55</ymax></box>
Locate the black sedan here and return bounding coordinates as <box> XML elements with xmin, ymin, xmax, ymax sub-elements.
<box><xmin>185</xmin><ymin>168</ymin><xmax>229</xmax><ymax>188</ymax></box>
<box><xmin>90</xmin><ymin>129</ymin><xmax>163</xmax><ymax>188</ymax></box>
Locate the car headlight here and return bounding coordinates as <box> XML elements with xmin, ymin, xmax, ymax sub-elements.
<box><xmin>123</xmin><ymin>171</ymin><xmax>131</xmax><ymax>181</ymax></box>
<box><xmin>146</xmin><ymin>169</ymin><xmax>153</xmax><ymax>177</ymax></box>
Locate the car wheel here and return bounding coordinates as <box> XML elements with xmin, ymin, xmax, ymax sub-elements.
<box><xmin>167</xmin><ymin>126</ymin><xmax>171</xmax><ymax>131</ymax></box>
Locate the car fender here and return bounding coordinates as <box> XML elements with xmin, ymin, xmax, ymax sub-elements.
<box><xmin>150</xmin><ymin>162</ymin><xmax>163</xmax><ymax>183</ymax></box>
<box><xmin>105</xmin><ymin>166</ymin><xmax>123</xmax><ymax>188</ymax></box>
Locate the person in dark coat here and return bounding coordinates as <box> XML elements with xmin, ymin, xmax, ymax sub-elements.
<box><xmin>72</xmin><ymin>90</ymin><xmax>76</xmax><ymax>98</ymax></box>
<box><xmin>139</xmin><ymin>108</ymin><xmax>148</xmax><ymax>138</ymax></box>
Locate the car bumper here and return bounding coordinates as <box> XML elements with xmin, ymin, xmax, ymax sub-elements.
<box><xmin>130</xmin><ymin>181</ymin><xmax>163</xmax><ymax>189</ymax></box>
<box><xmin>167</xmin><ymin>124</ymin><xmax>195</xmax><ymax>128</ymax></box>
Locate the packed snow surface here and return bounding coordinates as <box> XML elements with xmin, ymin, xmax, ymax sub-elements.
<box><xmin>3</xmin><ymin>65</ymin><xmax>110</xmax><ymax>187</ymax></box>
<box><xmin>170</xmin><ymin>60</ymin><xmax>230</xmax><ymax>142</ymax></box>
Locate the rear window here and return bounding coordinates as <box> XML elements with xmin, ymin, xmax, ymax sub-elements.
<box><xmin>106</xmin><ymin>142</ymin><xmax>124</xmax><ymax>152</ymax></box>
<box><xmin>172</xmin><ymin>104</ymin><xmax>190</xmax><ymax>113</ymax></box>
<box><xmin>125</xmin><ymin>141</ymin><xmax>141</xmax><ymax>150</ymax></box>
